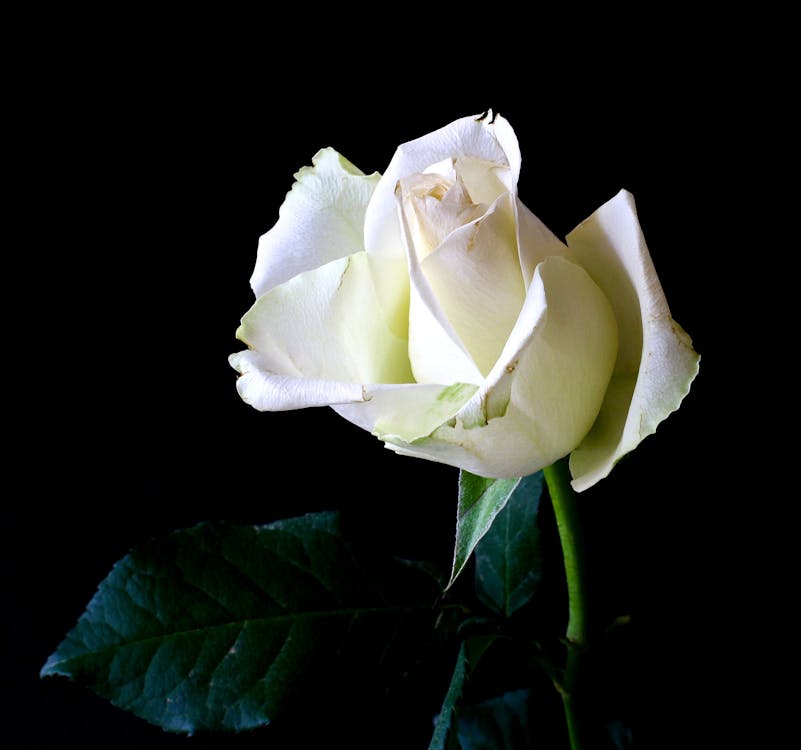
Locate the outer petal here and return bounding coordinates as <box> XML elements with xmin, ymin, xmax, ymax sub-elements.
<box><xmin>229</xmin><ymin>350</ymin><xmax>367</xmax><ymax>411</ymax></box>
<box><xmin>379</xmin><ymin>257</ymin><xmax>619</xmax><ymax>478</ymax></box>
<box><xmin>250</xmin><ymin>148</ymin><xmax>380</xmax><ymax>298</ymax></box>
<box><xmin>234</xmin><ymin>246</ymin><xmax>478</xmax><ymax>426</ymax></box>
<box><xmin>566</xmin><ymin>191</ymin><xmax>700</xmax><ymax>491</ymax></box>
<box><xmin>229</xmin><ymin>351</ymin><xmax>478</xmax><ymax>430</ymax></box>
<box><xmin>234</xmin><ymin>250</ymin><xmax>473</xmax><ymax>429</ymax></box>
<box><xmin>236</xmin><ymin>252</ymin><xmax>412</xmax><ymax>386</ymax></box>
<box><xmin>333</xmin><ymin>382</ymin><xmax>478</xmax><ymax>443</ymax></box>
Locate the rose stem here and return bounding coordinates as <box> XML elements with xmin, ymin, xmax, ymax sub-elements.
<box><xmin>543</xmin><ymin>457</ymin><xmax>588</xmax><ymax>750</ymax></box>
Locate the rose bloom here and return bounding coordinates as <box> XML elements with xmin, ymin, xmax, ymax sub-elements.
<box><xmin>230</xmin><ymin>112</ymin><xmax>699</xmax><ymax>490</ymax></box>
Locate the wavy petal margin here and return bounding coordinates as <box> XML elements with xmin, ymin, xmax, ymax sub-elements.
<box><xmin>567</xmin><ymin>191</ymin><xmax>700</xmax><ymax>491</ymax></box>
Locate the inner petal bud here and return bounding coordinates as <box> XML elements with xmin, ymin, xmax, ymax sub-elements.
<box><xmin>398</xmin><ymin>165</ymin><xmax>527</xmax><ymax>379</ymax></box>
<box><xmin>398</xmin><ymin>172</ymin><xmax>487</xmax><ymax>261</ymax></box>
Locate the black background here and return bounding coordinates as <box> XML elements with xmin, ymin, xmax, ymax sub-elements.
<box><xmin>7</xmin><ymin>28</ymin><xmax>743</xmax><ymax>750</ymax></box>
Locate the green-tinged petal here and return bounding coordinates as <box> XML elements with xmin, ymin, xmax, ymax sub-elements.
<box><xmin>235</xmin><ymin>252</ymin><xmax>412</xmax><ymax>387</ymax></box>
<box><xmin>250</xmin><ymin>148</ymin><xmax>380</xmax><ymax>298</ymax></box>
<box><xmin>333</xmin><ymin>382</ymin><xmax>478</xmax><ymax>443</ymax></box>
<box><xmin>420</xmin><ymin>193</ymin><xmax>526</xmax><ymax>377</ymax></box>
<box><xmin>566</xmin><ymin>191</ymin><xmax>700</xmax><ymax>491</ymax></box>
<box><xmin>382</xmin><ymin>257</ymin><xmax>619</xmax><ymax>478</ymax></box>
<box><xmin>230</xmin><ymin>354</ymin><xmax>477</xmax><ymax>431</ymax></box>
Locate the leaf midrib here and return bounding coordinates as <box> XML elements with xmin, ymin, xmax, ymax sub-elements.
<box><xmin>44</xmin><ymin>603</ymin><xmax>444</xmax><ymax>671</ymax></box>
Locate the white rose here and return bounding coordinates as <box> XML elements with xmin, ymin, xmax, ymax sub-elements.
<box><xmin>229</xmin><ymin>112</ymin><xmax>699</xmax><ymax>490</ymax></box>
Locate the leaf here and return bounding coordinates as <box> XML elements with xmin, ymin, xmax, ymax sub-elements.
<box><xmin>474</xmin><ymin>472</ymin><xmax>544</xmax><ymax>617</ymax></box>
<box><xmin>448</xmin><ymin>471</ymin><xmax>521</xmax><ymax>589</ymax></box>
<box><xmin>428</xmin><ymin>642</ymin><xmax>468</xmax><ymax>750</ymax></box>
<box><xmin>428</xmin><ymin>636</ymin><xmax>499</xmax><ymax>750</ymax></box>
<box><xmin>41</xmin><ymin>512</ymin><xmax>439</xmax><ymax>733</ymax></box>
<box><xmin>457</xmin><ymin>689</ymin><xmax>535</xmax><ymax>750</ymax></box>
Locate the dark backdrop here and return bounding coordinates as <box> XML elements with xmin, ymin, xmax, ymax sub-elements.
<box><xmin>7</xmin><ymin>38</ymin><xmax>736</xmax><ymax>749</ymax></box>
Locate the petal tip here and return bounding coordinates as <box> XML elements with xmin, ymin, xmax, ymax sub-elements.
<box><xmin>228</xmin><ymin>351</ymin><xmax>244</xmax><ymax>372</ymax></box>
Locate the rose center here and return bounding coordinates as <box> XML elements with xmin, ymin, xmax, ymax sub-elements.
<box><xmin>398</xmin><ymin>170</ymin><xmax>487</xmax><ymax>261</ymax></box>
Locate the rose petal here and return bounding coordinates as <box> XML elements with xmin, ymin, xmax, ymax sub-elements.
<box><xmin>333</xmin><ymin>382</ymin><xmax>478</xmax><ymax>443</ymax></box>
<box><xmin>231</xmin><ymin>348</ymin><xmax>477</xmax><ymax>440</ymax></box>
<box><xmin>566</xmin><ymin>190</ymin><xmax>700</xmax><ymax>491</ymax></box>
<box><xmin>250</xmin><ymin>148</ymin><xmax>379</xmax><ymax>298</ymax></box>
<box><xmin>395</xmin><ymin>184</ymin><xmax>484</xmax><ymax>386</ymax></box>
<box><xmin>420</xmin><ymin>192</ymin><xmax>526</xmax><ymax>377</ymax></box>
<box><xmin>380</xmin><ymin>257</ymin><xmax>619</xmax><ymax>478</ymax></box>
<box><xmin>236</xmin><ymin>252</ymin><xmax>412</xmax><ymax>385</ymax></box>
<box><xmin>228</xmin><ymin>351</ymin><xmax>367</xmax><ymax>411</ymax></box>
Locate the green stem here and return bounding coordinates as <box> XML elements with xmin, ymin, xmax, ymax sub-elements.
<box><xmin>543</xmin><ymin>458</ymin><xmax>588</xmax><ymax>750</ymax></box>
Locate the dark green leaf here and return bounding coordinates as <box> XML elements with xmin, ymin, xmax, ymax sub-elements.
<box><xmin>457</xmin><ymin>689</ymin><xmax>534</xmax><ymax>750</ymax></box>
<box><xmin>474</xmin><ymin>472</ymin><xmax>544</xmax><ymax>616</ymax></box>
<box><xmin>448</xmin><ymin>471</ymin><xmax>521</xmax><ymax>589</ymax></box>
<box><xmin>428</xmin><ymin>636</ymin><xmax>500</xmax><ymax>750</ymax></box>
<box><xmin>428</xmin><ymin>642</ymin><xmax>468</xmax><ymax>750</ymax></box>
<box><xmin>41</xmin><ymin>512</ymin><xmax>438</xmax><ymax>733</ymax></box>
